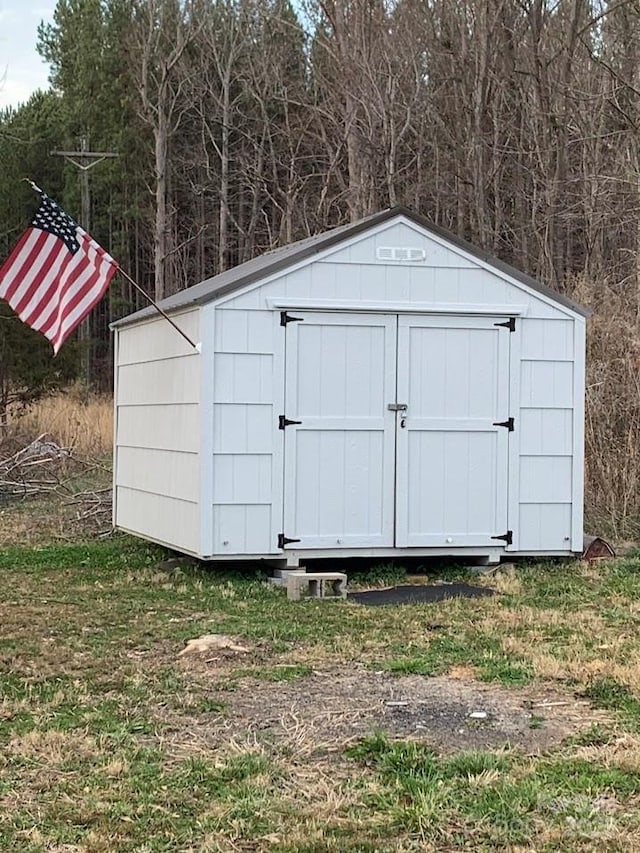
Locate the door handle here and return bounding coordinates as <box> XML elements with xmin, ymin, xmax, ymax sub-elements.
<box><xmin>387</xmin><ymin>403</ymin><xmax>408</xmax><ymax>412</ymax></box>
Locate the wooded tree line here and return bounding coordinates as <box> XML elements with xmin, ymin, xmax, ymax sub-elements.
<box><xmin>2</xmin><ymin>0</ymin><xmax>640</xmax><ymax>533</ymax></box>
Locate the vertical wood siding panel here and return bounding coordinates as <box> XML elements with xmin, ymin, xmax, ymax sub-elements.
<box><xmin>385</xmin><ymin>265</ymin><xmax>411</xmax><ymax>300</ymax></box>
<box><xmin>212</xmin><ymin>455</ymin><xmax>272</xmax><ymax>504</ymax></box>
<box><xmin>520</xmin><ymin>456</ymin><xmax>573</xmax><ymax>503</ymax></box>
<box><xmin>408</xmin><ymin>266</ymin><xmax>436</xmax><ymax>302</ymax></box>
<box><xmin>518</xmin><ymin>504</ymin><xmax>573</xmax><ymax>550</ymax></box>
<box><xmin>520</xmin><ymin>361</ymin><xmax>574</xmax><ymax>408</ymax></box>
<box><xmin>212</xmin><ymin>505</ymin><xmax>272</xmax><ymax>554</ymax></box>
<box><xmin>365</xmin><ymin>264</ymin><xmax>391</xmax><ymax>301</ymax></box>
<box><xmin>211</xmin><ymin>308</ymin><xmax>280</xmax><ymax>555</ymax></box>
<box><xmin>213</xmin><ymin>404</ymin><xmax>273</xmax><ymax>453</ymax></box>
<box><xmin>517</xmin><ymin>315</ymin><xmax>578</xmax><ymax>553</ymax></box>
<box><xmin>521</xmin><ymin>319</ymin><xmax>574</xmax><ymax>360</ymax></box>
<box><xmin>520</xmin><ymin>409</ymin><xmax>573</xmax><ymax>455</ymax></box>
<box><xmin>571</xmin><ymin>320</ymin><xmax>586</xmax><ymax>550</ymax></box>
<box><xmin>214</xmin><ymin>309</ymin><xmax>248</xmax><ymax>351</ymax></box>
<box><xmin>214</xmin><ymin>353</ymin><xmax>273</xmax><ymax>403</ymax></box>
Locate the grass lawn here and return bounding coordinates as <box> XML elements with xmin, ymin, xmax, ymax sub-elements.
<box><xmin>1</xmin><ymin>534</ymin><xmax>640</xmax><ymax>851</ymax></box>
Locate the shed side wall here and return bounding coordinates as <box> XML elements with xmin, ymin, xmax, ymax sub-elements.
<box><xmin>114</xmin><ymin>309</ymin><xmax>201</xmax><ymax>554</ymax></box>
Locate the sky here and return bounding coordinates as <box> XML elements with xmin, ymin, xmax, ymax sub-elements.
<box><xmin>0</xmin><ymin>0</ymin><xmax>57</xmax><ymax>109</ymax></box>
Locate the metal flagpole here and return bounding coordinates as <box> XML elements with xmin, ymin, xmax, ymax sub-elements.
<box><xmin>116</xmin><ymin>267</ymin><xmax>200</xmax><ymax>352</ymax></box>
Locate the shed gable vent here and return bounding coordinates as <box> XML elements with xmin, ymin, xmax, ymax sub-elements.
<box><xmin>376</xmin><ymin>246</ymin><xmax>426</xmax><ymax>262</ymax></box>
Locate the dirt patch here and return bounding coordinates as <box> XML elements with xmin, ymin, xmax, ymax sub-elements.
<box><xmin>168</xmin><ymin>667</ymin><xmax>608</xmax><ymax>758</ymax></box>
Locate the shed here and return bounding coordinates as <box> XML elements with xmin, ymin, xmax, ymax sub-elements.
<box><xmin>111</xmin><ymin>207</ymin><xmax>588</xmax><ymax>567</ymax></box>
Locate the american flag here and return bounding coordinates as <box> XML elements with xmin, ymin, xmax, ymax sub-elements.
<box><xmin>0</xmin><ymin>192</ymin><xmax>118</xmax><ymax>354</ymax></box>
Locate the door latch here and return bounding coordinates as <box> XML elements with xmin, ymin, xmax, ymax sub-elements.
<box><xmin>387</xmin><ymin>403</ymin><xmax>408</xmax><ymax>412</ymax></box>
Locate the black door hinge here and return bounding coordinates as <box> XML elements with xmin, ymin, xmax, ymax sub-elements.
<box><xmin>278</xmin><ymin>533</ymin><xmax>301</xmax><ymax>549</ymax></box>
<box><xmin>280</xmin><ymin>311</ymin><xmax>304</xmax><ymax>326</ymax></box>
<box><xmin>491</xmin><ymin>530</ymin><xmax>513</xmax><ymax>546</ymax></box>
<box><xmin>493</xmin><ymin>417</ymin><xmax>514</xmax><ymax>431</ymax></box>
<box><xmin>495</xmin><ymin>317</ymin><xmax>516</xmax><ymax>332</ymax></box>
<box><xmin>279</xmin><ymin>415</ymin><xmax>302</xmax><ymax>430</ymax></box>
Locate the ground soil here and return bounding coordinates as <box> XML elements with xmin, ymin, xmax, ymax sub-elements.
<box><xmin>172</xmin><ymin>660</ymin><xmax>608</xmax><ymax>758</ymax></box>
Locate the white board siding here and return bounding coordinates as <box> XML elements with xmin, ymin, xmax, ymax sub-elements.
<box><xmin>218</xmin><ymin>293</ymin><xmax>580</xmax><ymax>557</ymax></box>
<box><xmin>213</xmin><ymin>308</ymin><xmax>274</xmax><ymax>353</ymax></box>
<box><xmin>518</xmin><ymin>504</ymin><xmax>573</xmax><ymax>551</ymax></box>
<box><xmin>117</xmin><ymin>403</ymin><xmax>199</xmax><ymax>453</ymax></box>
<box><xmin>223</xmin><ymin>260</ymin><xmax>564</xmax><ymax>321</ymax></box>
<box><xmin>520</xmin><ymin>456</ymin><xmax>573</xmax><ymax>503</ymax></box>
<box><xmin>114</xmin><ymin>310</ymin><xmax>201</xmax><ymax>555</ymax></box>
<box><xmin>213</xmin><ymin>404</ymin><xmax>273</xmax><ymax>454</ymax></box>
<box><xmin>521</xmin><ymin>319</ymin><xmax>574</xmax><ymax>361</ymax></box>
<box><xmin>117</xmin><ymin>357</ymin><xmax>200</xmax><ymax>406</ymax></box>
<box><xmin>214</xmin><ymin>353</ymin><xmax>273</xmax><ymax>403</ymax></box>
<box><xmin>520</xmin><ymin>360</ymin><xmax>574</xmax><ymax>409</ymax></box>
<box><xmin>117</xmin><ymin>310</ymin><xmax>199</xmax><ymax>364</ymax></box>
<box><xmin>517</xmin><ymin>316</ymin><xmax>578</xmax><ymax>552</ymax></box>
<box><xmin>321</xmin><ymin>221</ymin><xmax>477</xmax><ymax>267</ymax></box>
<box><xmin>117</xmin><ymin>447</ymin><xmax>199</xmax><ymax>503</ymax></box>
<box><xmin>520</xmin><ymin>409</ymin><xmax>573</xmax><ymax>455</ymax></box>
<box><xmin>217</xmin><ymin>219</ymin><xmax>573</xmax><ymax>321</ymax></box>
<box><xmin>210</xmin><ymin>308</ymin><xmax>282</xmax><ymax>555</ymax></box>
<box><xmin>212</xmin><ymin>505</ymin><xmax>273</xmax><ymax>554</ymax></box>
<box><xmin>116</xmin><ymin>487</ymin><xmax>199</xmax><ymax>554</ymax></box>
<box><xmin>212</xmin><ymin>454</ymin><xmax>272</xmax><ymax>504</ymax></box>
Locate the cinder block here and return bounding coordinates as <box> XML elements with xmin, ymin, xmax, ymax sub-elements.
<box><xmin>287</xmin><ymin>571</ymin><xmax>347</xmax><ymax>602</ymax></box>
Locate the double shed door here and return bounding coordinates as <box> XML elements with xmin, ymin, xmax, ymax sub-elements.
<box><xmin>283</xmin><ymin>311</ymin><xmax>511</xmax><ymax>550</ymax></box>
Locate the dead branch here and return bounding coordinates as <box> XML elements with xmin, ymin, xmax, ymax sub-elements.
<box><xmin>0</xmin><ymin>435</ymin><xmax>112</xmax><ymax>520</ymax></box>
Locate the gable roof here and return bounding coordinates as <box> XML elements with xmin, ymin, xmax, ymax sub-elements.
<box><xmin>112</xmin><ymin>207</ymin><xmax>589</xmax><ymax>327</ymax></box>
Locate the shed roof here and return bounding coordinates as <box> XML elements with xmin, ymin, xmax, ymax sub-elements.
<box><xmin>112</xmin><ymin>207</ymin><xmax>589</xmax><ymax>327</ymax></box>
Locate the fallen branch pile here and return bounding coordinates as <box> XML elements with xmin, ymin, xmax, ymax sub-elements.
<box><xmin>0</xmin><ymin>433</ymin><xmax>111</xmax><ymax>521</ymax></box>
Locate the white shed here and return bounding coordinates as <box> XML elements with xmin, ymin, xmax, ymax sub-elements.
<box><xmin>111</xmin><ymin>207</ymin><xmax>588</xmax><ymax>567</ymax></box>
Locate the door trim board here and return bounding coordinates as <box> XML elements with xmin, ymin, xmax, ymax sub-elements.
<box><xmin>266</xmin><ymin>298</ymin><xmax>528</xmax><ymax>316</ymax></box>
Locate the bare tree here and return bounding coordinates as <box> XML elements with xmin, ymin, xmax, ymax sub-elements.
<box><xmin>129</xmin><ymin>0</ymin><xmax>201</xmax><ymax>299</ymax></box>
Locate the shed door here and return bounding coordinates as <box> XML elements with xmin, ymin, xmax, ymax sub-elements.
<box><xmin>395</xmin><ymin>315</ymin><xmax>511</xmax><ymax>547</ymax></box>
<box><xmin>283</xmin><ymin>312</ymin><xmax>397</xmax><ymax>548</ymax></box>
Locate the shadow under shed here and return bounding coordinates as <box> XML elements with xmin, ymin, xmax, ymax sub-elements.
<box><xmin>348</xmin><ymin>583</ymin><xmax>495</xmax><ymax>606</ymax></box>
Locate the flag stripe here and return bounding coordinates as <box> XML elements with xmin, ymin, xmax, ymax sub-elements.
<box><xmin>52</xmin><ymin>263</ymin><xmax>117</xmax><ymax>354</ymax></box>
<box><xmin>36</xmin><ymin>244</ymin><xmax>99</xmax><ymax>333</ymax></box>
<box><xmin>32</xmin><ymin>263</ymin><xmax>91</xmax><ymax>333</ymax></box>
<box><xmin>19</xmin><ymin>242</ymin><xmax>73</xmax><ymax>320</ymax></box>
<box><xmin>0</xmin><ymin>194</ymin><xmax>118</xmax><ymax>353</ymax></box>
<box><xmin>40</xmin><ymin>235</ymin><xmax>115</xmax><ymax>337</ymax></box>
<box><xmin>0</xmin><ymin>230</ymin><xmax>54</xmax><ymax>303</ymax></box>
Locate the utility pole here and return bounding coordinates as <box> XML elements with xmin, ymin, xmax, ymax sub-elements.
<box><xmin>51</xmin><ymin>136</ymin><xmax>118</xmax><ymax>383</ymax></box>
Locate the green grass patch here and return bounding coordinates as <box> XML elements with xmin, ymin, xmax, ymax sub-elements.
<box><xmin>348</xmin><ymin>734</ymin><xmax>640</xmax><ymax>847</ymax></box>
<box><xmin>583</xmin><ymin>677</ymin><xmax>640</xmax><ymax>731</ymax></box>
<box><xmin>3</xmin><ymin>538</ymin><xmax>640</xmax><ymax>849</ymax></box>
<box><xmin>383</xmin><ymin>634</ymin><xmax>532</xmax><ymax>686</ymax></box>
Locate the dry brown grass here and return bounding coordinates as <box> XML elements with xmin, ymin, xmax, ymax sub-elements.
<box><xmin>13</xmin><ymin>386</ymin><xmax>113</xmax><ymax>456</ymax></box>
<box><xmin>571</xmin><ymin>275</ymin><xmax>640</xmax><ymax>539</ymax></box>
